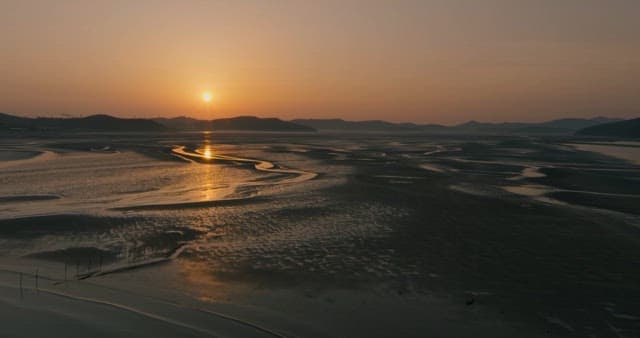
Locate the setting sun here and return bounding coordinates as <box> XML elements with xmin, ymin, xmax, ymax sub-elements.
<box><xmin>2</xmin><ymin>2</ymin><xmax>640</xmax><ymax>336</ymax></box>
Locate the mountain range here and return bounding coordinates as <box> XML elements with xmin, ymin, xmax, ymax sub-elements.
<box><xmin>0</xmin><ymin>113</ymin><xmax>312</xmax><ymax>132</ymax></box>
<box><xmin>1</xmin><ymin>112</ymin><xmax>636</xmax><ymax>137</ymax></box>
<box><xmin>576</xmin><ymin>118</ymin><xmax>640</xmax><ymax>138</ymax></box>
<box><xmin>290</xmin><ymin>118</ymin><xmax>435</xmax><ymax>131</ymax></box>
<box><xmin>450</xmin><ymin>117</ymin><xmax>622</xmax><ymax>134</ymax></box>
<box><xmin>292</xmin><ymin>117</ymin><xmax>623</xmax><ymax>134</ymax></box>
<box><xmin>153</xmin><ymin>116</ymin><xmax>314</xmax><ymax>132</ymax></box>
<box><xmin>0</xmin><ymin>113</ymin><xmax>166</xmax><ymax>132</ymax></box>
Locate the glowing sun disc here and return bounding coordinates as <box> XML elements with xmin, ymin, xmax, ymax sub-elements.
<box><xmin>202</xmin><ymin>92</ymin><xmax>213</xmax><ymax>102</ymax></box>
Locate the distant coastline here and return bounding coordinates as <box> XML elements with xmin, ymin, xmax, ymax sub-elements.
<box><xmin>1</xmin><ymin>112</ymin><xmax>637</xmax><ymax>137</ymax></box>
<box><xmin>0</xmin><ymin>113</ymin><xmax>313</xmax><ymax>132</ymax></box>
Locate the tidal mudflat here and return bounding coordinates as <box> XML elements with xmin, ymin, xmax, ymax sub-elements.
<box><xmin>1</xmin><ymin>132</ymin><xmax>639</xmax><ymax>337</ymax></box>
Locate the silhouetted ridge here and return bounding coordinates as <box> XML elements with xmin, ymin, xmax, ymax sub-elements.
<box><xmin>154</xmin><ymin>116</ymin><xmax>314</xmax><ymax>131</ymax></box>
<box><xmin>452</xmin><ymin>117</ymin><xmax>621</xmax><ymax>133</ymax></box>
<box><xmin>0</xmin><ymin>113</ymin><xmax>166</xmax><ymax>131</ymax></box>
<box><xmin>2</xmin><ymin>112</ymin><xmax>628</xmax><ymax>135</ymax></box>
<box><xmin>576</xmin><ymin>118</ymin><xmax>640</xmax><ymax>138</ymax></box>
<box><xmin>290</xmin><ymin>118</ymin><xmax>439</xmax><ymax>131</ymax></box>
<box><xmin>291</xmin><ymin>117</ymin><xmax>621</xmax><ymax>134</ymax></box>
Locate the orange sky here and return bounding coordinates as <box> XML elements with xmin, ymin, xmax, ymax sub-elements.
<box><xmin>1</xmin><ymin>0</ymin><xmax>639</xmax><ymax>124</ymax></box>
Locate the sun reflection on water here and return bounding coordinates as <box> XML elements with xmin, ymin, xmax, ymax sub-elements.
<box><xmin>203</xmin><ymin>147</ymin><xmax>213</xmax><ymax>159</ymax></box>
<box><xmin>201</xmin><ymin>131</ymin><xmax>214</xmax><ymax>159</ymax></box>
<box><xmin>176</xmin><ymin>260</ymin><xmax>235</xmax><ymax>302</ymax></box>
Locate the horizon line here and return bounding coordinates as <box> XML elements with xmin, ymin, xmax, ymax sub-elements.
<box><xmin>1</xmin><ymin>111</ymin><xmax>634</xmax><ymax>127</ymax></box>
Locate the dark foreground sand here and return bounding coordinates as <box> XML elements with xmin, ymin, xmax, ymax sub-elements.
<box><xmin>1</xmin><ymin>132</ymin><xmax>639</xmax><ymax>337</ymax></box>
<box><xmin>0</xmin><ymin>264</ymin><xmax>535</xmax><ymax>338</ymax></box>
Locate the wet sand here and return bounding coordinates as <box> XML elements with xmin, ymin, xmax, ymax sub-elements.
<box><xmin>1</xmin><ymin>131</ymin><xmax>639</xmax><ymax>337</ymax></box>
<box><xmin>568</xmin><ymin>142</ymin><xmax>640</xmax><ymax>165</ymax></box>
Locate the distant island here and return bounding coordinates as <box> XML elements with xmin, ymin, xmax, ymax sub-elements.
<box><xmin>1</xmin><ymin>112</ymin><xmax>637</xmax><ymax>137</ymax></box>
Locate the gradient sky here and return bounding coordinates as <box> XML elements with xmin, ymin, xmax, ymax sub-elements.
<box><xmin>1</xmin><ymin>0</ymin><xmax>639</xmax><ymax>124</ymax></box>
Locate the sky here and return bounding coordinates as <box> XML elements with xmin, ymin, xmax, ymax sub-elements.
<box><xmin>1</xmin><ymin>0</ymin><xmax>639</xmax><ymax>124</ymax></box>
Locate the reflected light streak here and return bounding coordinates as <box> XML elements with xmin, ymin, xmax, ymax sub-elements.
<box><xmin>203</xmin><ymin>147</ymin><xmax>213</xmax><ymax>159</ymax></box>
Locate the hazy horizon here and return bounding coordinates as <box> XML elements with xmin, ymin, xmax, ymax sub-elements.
<box><xmin>2</xmin><ymin>0</ymin><xmax>639</xmax><ymax>124</ymax></box>
<box><xmin>0</xmin><ymin>110</ymin><xmax>630</xmax><ymax>127</ymax></box>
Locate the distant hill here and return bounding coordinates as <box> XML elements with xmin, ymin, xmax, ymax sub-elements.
<box><xmin>291</xmin><ymin>118</ymin><xmax>446</xmax><ymax>132</ymax></box>
<box><xmin>151</xmin><ymin>117</ymin><xmax>209</xmax><ymax>131</ymax></box>
<box><xmin>0</xmin><ymin>113</ymin><xmax>313</xmax><ymax>132</ymax></box>
<box><xmin>0</xmin><ymin>113</ymin><xmax>166</xmax><ymax>132</ymax></box>
<box><xmin>292</xmin><ymin>117</ymin><xmax>621</xmax><ymax>134</ymax></box>
<box><xmin>2</xmin><ymin>112</ymin><xmax>627</xmax><ymax>135</ymax></box>
<box><xmin>537</xmin><ymin>117</ymin><xmax>620</xmax><ymax>130</ymax></box>
<box><xmin>453</xmin><ymin>120</ymin><xmax>527</xmax><ymax>132</ymax></box>
<box><xmin>576</xmin><ymin>118</ymin><xmax>640</xmax><ymax>138</ymax></box>
<box><xmin>453</xmin><ymin>117</ymin><xmax>622</xmax><ymax>134</ymax></box>
<box><xmin>154</xmin><ymin>116</ymin><xmax>315</xmax><ymax>132</ymax></box>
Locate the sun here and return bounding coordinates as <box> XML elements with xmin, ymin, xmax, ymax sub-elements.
<box><xmin>202</xmin><ymin>91</ymin><xmax>213</xmax><ymax>103</ymax></box>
